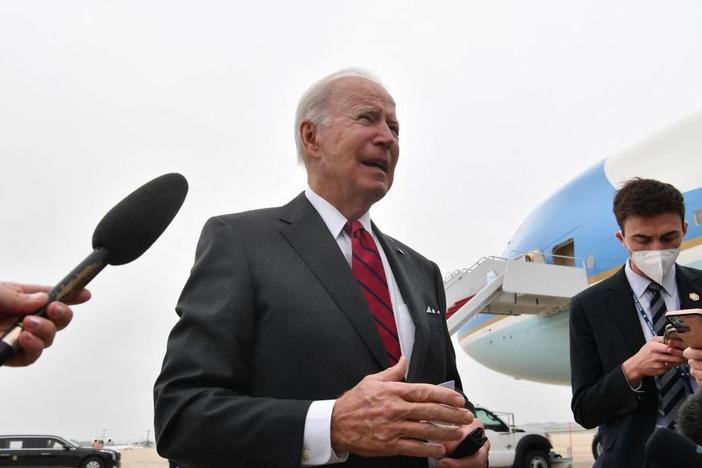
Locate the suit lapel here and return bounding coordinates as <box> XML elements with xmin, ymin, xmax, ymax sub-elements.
<box><xmin>608</xmin><ymin>268</ymin><xmax>646</xmax><ymax>353</ymax></box>
<box><xmin>373</xmin><ymin>223</ymin><xmax>430</xmax><ymax>381</ymax></box>
<box><xmin>279</xmin><ymin>194</ymin><xmax>388</xmax><ymax>369</ymax></box>
<box><xmin>676</xmin><ymin>265</ymin><xmax>702</xmax><ymax>310</ymax></box>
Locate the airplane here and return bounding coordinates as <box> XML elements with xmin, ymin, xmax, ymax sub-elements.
<box><xmin>445</xmin><ymin>110</ymin><xmax>702</xmax><ymax>386</ymax></box>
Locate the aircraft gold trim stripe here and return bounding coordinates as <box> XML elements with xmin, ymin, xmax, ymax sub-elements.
<box><xmin>587</xmin><ymin>266</ymin><xmax>619</xmax><ymax>284</ymax></box>
<box><xmin>681</xmin><ymin>235</ymin><xmax>702</xmax><ymax>250</ymax></box>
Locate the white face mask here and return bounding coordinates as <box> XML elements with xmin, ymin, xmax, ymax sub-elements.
<box><xmin>623</xmin><ymin>240</ymin><xmax>680</xmax><ymax>284</ymax></box>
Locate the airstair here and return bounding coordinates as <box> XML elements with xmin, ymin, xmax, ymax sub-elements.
<box><xmin>444</xmin><ymin>255</ymin><xmax>589</xmax><ymax>335</ymax></box>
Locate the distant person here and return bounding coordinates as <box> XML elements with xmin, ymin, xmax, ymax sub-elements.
<box><xmin>677</xmin><ymin>391</ymin><xmax>702</xmax><ymax>445</ymax></box>
<box><xmin>0</xmin><ymin>281</ymin><xmax>90</xmax><ymax>366</ymax></box>
<box><xmin>570</xmin><ymin>178</ymin><xmax>701</xmax><ymax>467</ymax></box>
<box><xmin>154</xmin><ymin>69</ymin><xmax>488</xmax><ymax>467</ymax></box>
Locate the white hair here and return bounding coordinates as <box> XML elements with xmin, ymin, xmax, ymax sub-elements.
<box><xmin>294</xmin><ymin>68</ymin><xmax>383</xmax><ymax>165</ymax></box>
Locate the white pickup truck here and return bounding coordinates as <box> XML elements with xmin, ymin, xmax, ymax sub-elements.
<box><xmin>474</xmin><ymin>406</ymin><xmax>573</xmax><ymax>468</ymax></box>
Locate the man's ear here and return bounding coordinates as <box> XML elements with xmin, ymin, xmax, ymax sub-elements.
<box><xmin>615</xmin><ymin>230</ymin><xmax>624</xmax><ymax>242</ymax></box>
<box><xmin>300</xmin><ymin>120</ymin><xmax>320</xmax><ymax>160</ymax></box>
<box><xmin>683</xmin><ymin>221</ymin><xmax>689</xmax><ymax>238</ymax></box>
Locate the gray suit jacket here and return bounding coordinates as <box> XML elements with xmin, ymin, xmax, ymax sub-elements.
<box><xmin>570</xmin><ymin>264</ymin><xmax>702</xmax><ymax>468</ymax></box>
<box><xmin>154</xmin><ymin>193</ymin><xmax>468</xmax><ymax>468</ymax></box>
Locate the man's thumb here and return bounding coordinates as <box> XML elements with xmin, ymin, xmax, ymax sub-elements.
<box><xmin>373</xmin><ymin>356</ymin><xmax>408</xmax><ymax>382</ymax></box>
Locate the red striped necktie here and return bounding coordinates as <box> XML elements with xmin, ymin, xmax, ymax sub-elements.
<box><xmin>345</xmin><ymin>220</ymin><xmax>401</xmax><ymax>365</ymax></box>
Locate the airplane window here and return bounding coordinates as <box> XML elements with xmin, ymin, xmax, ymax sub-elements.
<box><xmin>694</xmin><ymin>209</ymin><xmax>702</xmax><ymax>226</ymax></box>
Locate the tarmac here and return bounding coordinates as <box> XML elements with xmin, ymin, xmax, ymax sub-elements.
<box><xmin>119</xmin><ymin>430</ymin><xmax>596</xmax><ymax>467</ymax></box>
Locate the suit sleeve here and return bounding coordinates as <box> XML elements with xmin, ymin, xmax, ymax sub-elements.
<box><xmin>153</xmin><ymin>217</ymin><xmax>312</xmax><ymax>468</ymax></box>
<box><xmin>569</xmin><ymin>295</ymin><xmax>640</xmax><ymax>429</ymax></box>
<box><xmin>432</xmin><ymin>262</ymin><xmax>475</xmax><ymax>414</ymax></box>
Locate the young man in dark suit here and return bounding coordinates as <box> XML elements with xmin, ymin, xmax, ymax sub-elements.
<box><xmin>570</xmin><ymin>178</ymin><xmax>701</xmax><ymax>467</ymax></box>
<box><xmin>154</xmin><ymin>70</ymin><xmax>489</xmax><ymax>468</ymax></box>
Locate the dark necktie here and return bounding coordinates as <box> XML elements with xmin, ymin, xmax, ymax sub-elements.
<box><xmin>346</xmin><ymin>220</ymin><xmax>401</xmax><ymax>365</ymax></box>
<box><xmin>649</xmin><ymin>282</ymin><xmax>688</xmax><ymax>428</ymax></box>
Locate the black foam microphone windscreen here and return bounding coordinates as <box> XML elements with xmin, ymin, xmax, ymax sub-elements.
<box><xmin>93</xmin><ymin>172</ymin><xmax>188</xmax><ymax>265</ymax></box>
<box><xmin>646</xmin><ymin>427</ymin><xmax>702</xmax><ymax>468</ymax></box>
<box><xmin>0</xmin><ymin>172</ymin><xmax>188</xmax><ymax>366</ymax></box>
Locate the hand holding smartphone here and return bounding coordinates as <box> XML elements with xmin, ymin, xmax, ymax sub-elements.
<box><xmin>449</xmin><ymin>427</ymin><xmax>488</xmax><ymax>458</ymax></box>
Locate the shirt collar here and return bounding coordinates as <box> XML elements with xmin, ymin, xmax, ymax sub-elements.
<box><xmin>304</xmin><ymin>187</ymin><xmax>372</xmax><ymax>238</ymax></box>
<box><xmin>624</xmin><ymin>258</ymin><xmax>677</xmax><ymax>298</ymax></box>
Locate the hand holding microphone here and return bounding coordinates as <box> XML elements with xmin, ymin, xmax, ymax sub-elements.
<box><xmin>0</xmin><ymin>173</ymin><xmax>188</xmax><ymax>367</ymax></box>
<box><xmin>0</xmin><ymin>282</ymin><xmax>90</xmax><ymax>366</ymax></box>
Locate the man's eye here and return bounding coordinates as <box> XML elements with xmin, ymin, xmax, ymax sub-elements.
<box><xmin>358</xmin><ymin>114</ymin><xmax>373</xmax><ymax>122</ymax></box>
<box><xmin>389</xmin><ymin>126</ymin><xmax>400</xmax><ymax>137</ymax></box>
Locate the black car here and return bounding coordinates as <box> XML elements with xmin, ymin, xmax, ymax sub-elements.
<box><xmin>0</xmin><ymin>435</ymin><xmax>120</xmax><ymax>468</ymax></box>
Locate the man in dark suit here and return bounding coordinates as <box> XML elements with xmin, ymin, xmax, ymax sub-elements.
<box><xmin>154</xmin><ymin>69</ymin><xmax>489</xmax><ymax>468</ymax></box>
<box><xmin>570</xmin><ymin>178</ymin><xmax>701</xmax><ymax>467</ymax></box>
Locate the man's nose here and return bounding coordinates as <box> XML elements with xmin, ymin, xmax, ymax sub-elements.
<box><xmin>650</xmin><ymin>240</ymin><xmax>666</xmax><ymax>250</ymax></box>
<box><xmin>374</xmin><ymin>122</ymin><xmax>397</xmax><ymax>147</ymax></box>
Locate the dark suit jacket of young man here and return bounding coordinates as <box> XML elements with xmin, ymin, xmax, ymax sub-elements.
<box><xmin>570</xmin><ymin>264</ymin><xmax>702</xmax><ymax>468</ymax></box>
<box><xmin>153</xmin><ymin>193</ymin><xmax>470</xmax><ymax>468</ymax></box>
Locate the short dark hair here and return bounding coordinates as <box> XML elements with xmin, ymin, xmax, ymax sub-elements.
<box><xmin>612</xmin><ymin>178</ymin><xmax>685</xmax><ymax>231</ymax></box>
<box><xmin>677</xmin><ymin>392</ymin><xmax>702</xmax><ymax>445</ymax></box>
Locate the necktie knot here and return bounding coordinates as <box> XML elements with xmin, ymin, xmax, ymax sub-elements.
<box><xmin>345</xmin><ymin>220</ymin><xmax>364</xmax><ymax>238</ymax></box>
<box><xmin>647</xmin><ymin>282</ymin><xmax>662</xmax><ymax>294</ymax></box>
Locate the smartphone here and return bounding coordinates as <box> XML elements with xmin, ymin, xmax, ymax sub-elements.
<box><xmin>665</xmin><ymin>309</ymin><xmax>702</xmax><ymax>348</ymax></box>
<box><xmin>449</xmin><ymin>427</ymin><xmax>487</xmax><ymax>458</ymax></box>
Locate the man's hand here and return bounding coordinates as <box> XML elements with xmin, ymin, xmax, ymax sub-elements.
<box><xmin>330</xmin><ymin>357</ymin><xmax>473</xmax><ymax>459</ymax></box>
<box><xmin>438</xmin><ymin>418</ymin><xmax>490</xmax><ymax>468</ymax></box>
<box><xmin>665</xmin><ymin>337</ymin><xmax>688</xmax><ymax>360</ymax></box>
<box><xmin>622</xmin><ymin>337</ymin><xmax>686</xmax><ymax>386</ymax></box>
<box><xmin>0</xmin><ymin>282</ymin><xmax>90</xmax><ymax>367</ymax></box>
<box><xmin>684</xmin><ymin>347</ymin><xmax>702</xmax><ymax>385</ymax></box>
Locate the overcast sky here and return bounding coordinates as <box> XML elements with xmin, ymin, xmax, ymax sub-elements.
<box><xmin>1</xmin><ymin>1</ymin><xmax>702</xmax><ymax>443</ymax></box>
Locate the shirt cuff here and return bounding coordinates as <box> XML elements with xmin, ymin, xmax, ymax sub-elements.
<box><xmin>622</xmin><ymin>364</ymin><xmax>644</xmax><ymax>392</ymax></box>
<box><xmin>302</xmin><ymin>400</ymin><xmax>349</xmax><ymax>466</ymax></box>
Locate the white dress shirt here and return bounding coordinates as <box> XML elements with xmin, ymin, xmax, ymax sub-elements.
<box><xmin>300</xmin><ymin>187</ymin><xmax>416</xmax><ymax>466</ymax></box>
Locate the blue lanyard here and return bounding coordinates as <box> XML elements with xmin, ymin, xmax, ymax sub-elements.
<box><xmin>632</xmin><ymin>291</ymin><xmax>694</xmax><ymax>393</ymax></box>
<box><xmin>632</xmin><ymin>293</ymin><xmax>658</xmax><ymax>337</ymax></box>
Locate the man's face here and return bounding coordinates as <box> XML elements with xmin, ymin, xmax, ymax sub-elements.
<box><xmin>616</xmin><ymin>212</ymin><xmax>687</xmax><ymax>252</ymax></box>
<box><xmin>310</xmin><ymin>77</ymin><xmax>400</xmax><ymax>208</ymax></box>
